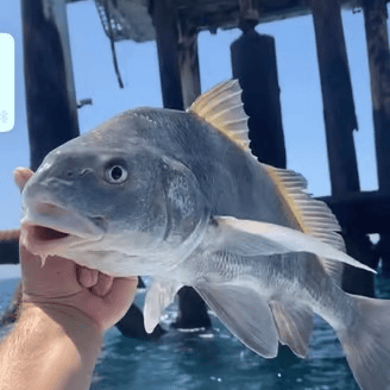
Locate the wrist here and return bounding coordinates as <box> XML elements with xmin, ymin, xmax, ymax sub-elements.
<box><xmin>0</xmin><ymin>302</ymin><xmax>103</xmax><ymax>390</ymax></box>
<box><xmin>20</xmin><ymin>302</ymin><xmax>103</xmax><ymax>353</ymax></box>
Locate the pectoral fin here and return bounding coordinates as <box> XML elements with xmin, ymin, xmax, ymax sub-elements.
<box><xmin>214</xmin><ymin>217</ymin><xmax>375</xmax><ymax>275</ymax></box>
<box><xmin>194</xmin><ymin>282</ymin><xmax>279</xmax><ymax>358</ymax></box>
<box><xmin>144</xmin><ymin>279</ymin><xmax>183</xmax><ymax>334</ymax></box>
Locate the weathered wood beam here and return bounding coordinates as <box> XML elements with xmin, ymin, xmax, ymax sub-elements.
<box><xmin>362</xmin><ymin>0</ymin><xmax>390</xmax><ymax>274</ymax></box>
<box><xmin>175</xmin><ymin>287</ymin><xmax>212</xmax><ymax>329</ymax></box>
<box><xmin>342</xmin><ymin>233</ymin><xmax>377</xmax><ymax>297</ymax></box>
<box><xmin>319</xmin><ymin>190</ymin><xmax>390</xmax><ymax>234</ymax></box>
<box><xmin>238</xmin><ymin>0</ymin><xmax>259</xmax><ymax>23</ymax></box>
<box><xmin>0</xmin><ymin>239</ymin><xmax>19</xmax><ymax>265</ymax></box>
<box><xmin>310</xmin><ymin>0</ymin><xmax>360</xmax><ymax>196</ymax></box>
<box><xmin>115</xmin><ymin>304</ymin><xmax>166</xmax><ymax>339</ymax></box>
<box><xmin>151</xmin><ymin>0</ymin><xmax>184</xmax><ymax>110</ymax></box>
<box><xmin>231</xmin><ymin>29</ymin><xmax>286</xmax><ymax>168</ymax></box>
<box><xmin>22</xmin><ymin>0</ymin><xmax>80</xmax><ymax>170</ymax></box>
<box><xmin>320</xmin><ymin>189</ymin><xmax>386</xmax><ymax>297</ymax></box>
<box><xmin>177</xmin><ymin>27</ymin><xmax>201</xmax><ymax>109</ymax></box>
<box><xmin>151</xmin><ymin>0</ymin><xmax>201</xmax><ymax>110</ymax></box>
<box><xmin>98</xmin><ymin>0</ymin><xmax>378</xmax><ymax>44</ymax></box>
<box><xmin>362</xmin><ymin>0</ymin><xmax>390</xmax><ymax>192</ymax></box>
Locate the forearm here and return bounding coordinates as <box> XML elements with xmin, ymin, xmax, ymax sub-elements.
<box><xmin>0</xmin><ymin>303</ymin><xmax>103</xmax><ymax>390</ymax></box>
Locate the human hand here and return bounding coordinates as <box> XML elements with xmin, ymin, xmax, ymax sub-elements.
<box><xmin>20</xmin><ymin>245</ymin><xmax>138</xmax><ymax>332</ymax></box>
<box><xmin>16</xmin><ymin>167</ymin><xmax>138</xmax><ymax>333</ymax></box>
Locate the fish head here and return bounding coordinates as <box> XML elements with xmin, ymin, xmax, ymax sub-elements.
<box><xmin>21</xmin><ymin>138</ymin><xmax>209</xmax><ymax>276</ymax></box>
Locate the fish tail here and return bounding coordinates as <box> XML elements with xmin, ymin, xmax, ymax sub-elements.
<box><xmin>337</xmin><ymin>294</ymin><xmax>390</xmax><ymax>390</ymax></box>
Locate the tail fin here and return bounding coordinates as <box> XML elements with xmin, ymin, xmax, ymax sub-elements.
<box><xmin>338</xmin><ymin>294</ymin><xmax>390</xmax><ymax>390</ymax></box>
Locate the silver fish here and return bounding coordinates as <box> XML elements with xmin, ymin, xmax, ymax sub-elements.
<box><xmin>20</xmin><ymin>80</ymin><xmax>390</xmax><ymax>390</ymax></box>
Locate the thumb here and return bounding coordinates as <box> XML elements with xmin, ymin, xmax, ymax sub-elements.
<box><xmin>14</xmin><ymin>167</ymin><xmax>34</xmax><ymax>192</ymax></box>
<box><xmin>103</xmin><ymin>277</ymin><xmax>138</xmax><ymax>320</ymax></box>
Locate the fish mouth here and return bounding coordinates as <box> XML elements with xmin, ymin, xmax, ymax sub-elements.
<box><xmin>32</xmin><ymin>225</ymin><xmax>70</xmax><ymax>241</ymax></box>
<box><xmin>20</xmin><ymin>201</ymin><xmax>105</xmax><ymax>257</ymax></box>
<box><xmin>22</xmin><ymin>223</ymin><xmax>77</xmax><ymax>253</ymax></box>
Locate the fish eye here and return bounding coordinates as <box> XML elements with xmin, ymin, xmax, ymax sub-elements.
<box><xmin>105</xmin><ymin>164</ymin><xmax>128</xmax><ymax>184</ymax></box>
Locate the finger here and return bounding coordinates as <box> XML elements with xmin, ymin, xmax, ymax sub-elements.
<box><xmin>77</xmin><ymin>266</ymin><xmax>99</xmax><ymax>288</ymax></box>
<box><xmin>13</xmin><ymin>167</ymin><xmax>34</xmax><ymax>192</ymax></box>
<box><xmin>20</xmin><ymin>245</ymin><xmax>82</xmax><ymax>298</ymax></box>
<box><xmin>95</xmin><ymin>277</ymin><xmax>138</xmax><ymax>331</ymax></box>
<box><xmin>91</xmin><ymin>272</ymin><xmax>114</xmax><ymax>297</ymax></box>
<box><xmin>103</xmin><ymin>277</ymin><xmax>138</xmax><ymax>318</ymax></box>
<box><xmin>19</xmin><ymin>244</ymin><xmax>46</xmax><ymax>275</ymax></box>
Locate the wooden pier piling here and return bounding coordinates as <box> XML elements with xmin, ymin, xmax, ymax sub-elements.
<box><xmin>231</xmin><ymin>28</ymin><xmax>286</xmax><ymax>168</ymax></box>
<box><xmin>177</xmin><ymin>24</ymin><xmax>201</xmax><ymax>109</ymax></box>
<box><xmin>151</xmin><ymin>0</ymin><xmax>184</xmax><ymax>110</ymax></box>
<box><xmin>362</xmin><ymin>0</ymin><xmax>390</xmax><ymax>193</ymax></box>
<box><xmin>22</xmin><ymin>0</ymin><xmax>80</xmax><ymax>171</ymax></box>
<box><xmin>151</xmin><ymin>0</ymin><xmax>201</xmax><ymax>110</ymax></box>
<box><xmin>362</xmin><ymin>0</ymin><xmax>390</xmax><ymax>272</ymax></box>
<box><xmin>310</xmin><ymin>0</ymin><xmax>360</xmax><ymax>197</ymax></box>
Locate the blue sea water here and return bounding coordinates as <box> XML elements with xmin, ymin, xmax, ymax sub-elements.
<box><xmin>1</xmin><ymin>266</ymin><xmax>389</xmax><ymax>390</ymax></box>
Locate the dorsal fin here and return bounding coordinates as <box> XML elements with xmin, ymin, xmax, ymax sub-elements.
<box><xmin>188</xmin><ymin>80</ymin><xmax>251</xmax><ymax>151</ymax></box>
<box><xmin>263</xmin><ymin>164</ymin><xmax>346</xmax><ymax>284</ymax></box>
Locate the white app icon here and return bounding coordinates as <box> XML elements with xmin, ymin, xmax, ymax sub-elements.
<box><xmin>0</xmin><ymin>33</ymin><xmax>15</xmax><ymax>132</ymax></box>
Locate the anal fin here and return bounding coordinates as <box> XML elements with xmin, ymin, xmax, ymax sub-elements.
<box><xmin>195</xmin><ymin>282</ymin><xmax>279</xmax><ymax>358</ymax></box>
<box><xmin>269</xmin><ymin>300</ymin><xmax>313</xmax><ymax>358</ymax></box>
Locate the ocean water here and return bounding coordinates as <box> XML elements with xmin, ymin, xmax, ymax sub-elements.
<box><xmin>1</xmin><ymin>267</ymin><xmax>389</xmax><ymax>390</ymax></box>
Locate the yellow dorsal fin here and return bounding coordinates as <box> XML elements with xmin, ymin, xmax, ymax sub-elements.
<box><xmin>263</xmin><ymin>164</ymin><xmax>346</xmax><ymax>285</ymax></box>
<box><xmin>263</xmin><ymin>164</ymin><xmax>345</xmax><ymax>251</ymax></box>
<box><xmin>187</xmin><ymin>80</ymin><xmax>251</xmax><ymax>151</ymax></box>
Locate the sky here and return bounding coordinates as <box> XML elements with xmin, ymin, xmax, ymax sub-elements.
<box><xmin>0</xmin><ymin>0</ymin><xmax>385</xmax><ymax>231</ymax></box>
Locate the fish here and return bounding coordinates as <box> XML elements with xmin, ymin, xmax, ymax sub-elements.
<box><xmin>19</xmin><ymin>80</ymin><xmax>390</xmax><ymax>390</ymax></box>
